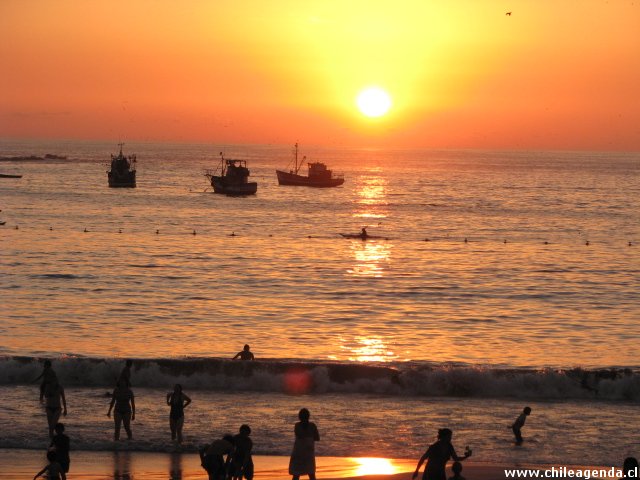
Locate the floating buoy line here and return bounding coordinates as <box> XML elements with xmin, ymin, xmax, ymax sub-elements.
<box><xmin>1</xmin><ymin>224</ymin><xmax>635</xmax><ymax>247</ymax></box>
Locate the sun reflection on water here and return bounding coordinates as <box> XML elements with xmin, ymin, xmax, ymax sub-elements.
<box><xmin>347</xmin><ymin>241</ymin><xmax>391</xmax><ymax>277</ymax></box>
<box><xmin>353</xmin><ymin>169</ymin><xmax>388</xmax><ymax>218</ymax></box>
<box><xmin>342</xmin><ymin>336</ymin><xmax>398</xmax><ymax>362</ymax></box>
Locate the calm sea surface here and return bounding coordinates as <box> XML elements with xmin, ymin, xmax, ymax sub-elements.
<box><xmin>1</xmin><ymin>140</ymin><xmax>638</xmax><ymax>366</ymax></box>
<box><xmin>0</xmin><ymin>140</ymin><xmax>638</xmax><ymax>465</ymax></box>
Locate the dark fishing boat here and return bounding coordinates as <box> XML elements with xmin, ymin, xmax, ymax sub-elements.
<box><xmin>0</xmin><ymin>173</ymin><xmax>22</xmax><ymax>178</ymax></box>
<box><xmin>107</xmin><ymin>143</ymin><xmax>136</xmax><ymax>188</ymax></box>
<box><xmin>276</xmin><ymin>143</ymin><xmax>344</xmax><ymax>188</ymax></box>
<box><xmin>205</xmin><ymin>153</ymin><xmax>257</xmax><ymax>195</ymax></box>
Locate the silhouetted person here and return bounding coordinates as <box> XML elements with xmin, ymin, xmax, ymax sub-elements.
<box><xmin>623</xmin><ymin>457</ymin><xmax>639</xmax><ymax>478</ymax></box>
<box><xmin>200</xmin><ymin>435</ymin><xmax>234</xmax><ymax>480</ymax></box>
<box><xmin>412</xmin><ymin>428</ymin><xmax>471</xmax><ymax>480</ymax></box>
<box><xmin>35</xmin><ymin>360</ymin><xmax>58</xmax><ymax>402</ymax></box>
<box><xmin>289</xmin><ymin>408</ymin><xmax>320</xmax><ymax>480</ymax></box>
<box><xmin>233</xmin><ymin>345</ymin><xmax>255</xmax><ymax>361</ymax></box>
<box><xmin>360</xmin><ymin>227</ymin><xmax>368</xmax><ymax>239</ymax></box>
<box><xmin>231</xmin><ymin>424</ymin><xmax>254</xmax><ymax>480</ymax></box>
<box><xmin>50</xmin><ymin>423</ymin><xmax>70</xmax><ymax>473</ymax></box>
<box><xmin>166</xmin><ymin>384</ymin><xmax>191</xmax><ymax>443</ymax></box>
<box><xmin>34</xmin><ymin>450</ymin><xmax>66</xmax><ymax>480</ymax></box>
<box><xmin>44</xmin><ymin>380</ymin><xmax>67</xmax><ymax>438</ymax></box>
<box><xmin>118</xmin><ymin>360</ymin><xmax>133</xmax><ymax>387</ymax></box>
<box><xmin>512</xmin><ymin>406</ymin><xmax>531</xmax><ymax>444</ymax></box>
<box><xmin>448</xmin><ymin>461</ymin><xmax>465</xmax><ymax>480</ymax></box>
<box><xmin>107</xmin><ymin>379</ymin><xmax>135</xmax><ymax>441</ymax></box>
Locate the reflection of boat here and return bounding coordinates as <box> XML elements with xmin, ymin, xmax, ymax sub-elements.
<box><xmin>107</xmin><ymin>143</ymin><xmax>136</xmax><ymax>188</ymax></box>
<box><xmin>205</xmin><ymin>153</ymin><xmax>257</xmax><ymax>195</ymax></box>
<box><xmin>0</xmin><ymin>173</ymin><xmax>22</xmax><ymax>178</ymax></box>
<box><xmin>276</xmin><ymin>143</ymin><xmax>344</xmax><ymax>188</ymax></box>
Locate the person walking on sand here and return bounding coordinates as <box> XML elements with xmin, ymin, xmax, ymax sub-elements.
<box><xmin>512</xmin><ymin>406</ymin><xmax>531</xmax><ymax>444</ymax></box>
<box><xmin>166</xmin><ymin>384</ymin><xmax>191</xmax><ymax>443</ymax></box>
<box><xmin>33</xmin><ymin>450</ymin><xmax>66</xmax><ymax>480</ymax></box>
<box><xmin>50</xmin><ymin>423</ymin><xmax>70</xmax><ymax>474</ymax></box>
<box><xmin>35</xmin><ymin>360</ymin><xmax>58</xmax><ymax>402</ymax></box>
<box><xmin>231</xmin><ymin>424</ymin><xmax>254</xmax><ymax>480</ymax></box>
<box><xmin>412</xmin><ymin>428</ymin><xmax>471</xmax><ymax>480</ymax></box>
<box><xmin>107</xmin><ymin>379</ymin><xmax>135</xmax><ymax>441</ymax></box>
<box><xmin>289</xmin><ymin>408</ymin><xmax>320</xmax><ymax>480</ymax></box>
<box><xmin>233</xmin><ymin>345</ymin><xmax>255</xmax><ymax>361</ymax></box>
<box><xmin>44</xmin><ymin>380</ymin><xmax>67</xmax><ymax>438</ymax></box>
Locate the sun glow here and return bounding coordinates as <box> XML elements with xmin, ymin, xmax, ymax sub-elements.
<box><xmin>356</xmin><ymin>87</ymin><xmax>392</xmax><ymax>118</ymax></box>
<box><xmin>353</xmin><ymin>458</ymin><xmax>398</xmax><ymax>475</ymax></box>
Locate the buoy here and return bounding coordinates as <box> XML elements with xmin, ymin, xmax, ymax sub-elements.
<box><xmin>424</xmin><ymin>238</ymin><xmax>430</xmax><ymax>242</ymax></box>
<box><xmin>503</xmin><ymin>239</ymin><xmax>507</xmax><ymax>244</ymax></box>
<box><xmin>192</xmin><ymin>230</ymin><xmax>197</xmax><ymax>235</ymax></box>
<box><xmin>307</xmin><ymin>235</ymin><xmax>311</xmax><ymax>239</ymax></box>
<box><xmin>156</xmin><ymin>229</ymin><xmax>159</xmax><ymax>234</ymax></box>
<box><xmin>84</xmin><ymin>228</ymin><xmax>88</xmax><ymax>232</ymax></box>
<box><xmin>15</xmin><ymin>225</ymin><xmax>19</xmax><ymax>230</ymax></box>
<box><xmin>118</xmin><ymin>229</ymin><xmax>122</xmax><ymax>234</ymax></box>
<box><xmin>464</xmin><ymin>238</ymin><xmax>468</xmax><ymax>243</ymax></box>
<box><xmin>586</xmin><ymin>241</ymin><xmax>590</xmax><ymax>246</ymax></box>
<box><xmin>49</xmin><ymin>227</ymin><xmax>53</xmax><ymax>231</ymax></box>
<box><xmin>629</xmin><ymin>241</ymin><xmax>632</xmax><ymax>247</ymax></box>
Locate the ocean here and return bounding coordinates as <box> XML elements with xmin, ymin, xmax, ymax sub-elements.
<box><xmin>0</xmin><ymin>140</ymin><xmax>638</xmax><ymax>467</ymax></box>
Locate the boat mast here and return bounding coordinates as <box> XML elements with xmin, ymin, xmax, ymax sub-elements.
<box><xmin>294</xmin><ymin>143</ymin><xmax>299</xmax><ymax>174</ymax></box>
<box><xmin>219</xmin><ymin>152</ymin><xmax>226</xmax><ymax>176</ymax></box>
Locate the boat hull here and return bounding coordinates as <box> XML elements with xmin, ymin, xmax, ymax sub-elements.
<box><xmin>276</xmin><ymin>170</ymin><xmax>344</xmax><ymax>188</ymax></box>
<box><xmin>211</xmin><ymin>177</ymin><xmax>257</xmax><ymax>195</ymax></box>
<box><xmin>108</xmin><ymin>171</ymin><xmax>136</xmax><ymax>188</ymax></box>
<box><xmin>0</xmin><ymin>174</ymin><xmax>22</xmax><ymax>179</ymax></box>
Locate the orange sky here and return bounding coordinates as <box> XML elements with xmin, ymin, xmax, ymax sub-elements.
<box><xmin>1</xmin><ymin>0</ymin><xmax>639</xmax><ymax>150</ymax></box>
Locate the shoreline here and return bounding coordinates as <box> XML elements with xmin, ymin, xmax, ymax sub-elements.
<box><xmin>1</xmin><ymin>449</ymin><xmax>622</xmax><ymax>480</ymax></box>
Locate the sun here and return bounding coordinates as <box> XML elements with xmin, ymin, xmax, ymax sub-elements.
<box><xmin>356</xmin><ymin>87</ymin><xmax>392</xmax><ymax>118</ymax></box>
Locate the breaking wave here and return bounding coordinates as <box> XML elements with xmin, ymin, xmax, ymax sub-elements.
<box><xmin>1</xmin><ymin>356</ymin><xmax>638</xmax><ymax>401</ymax></box>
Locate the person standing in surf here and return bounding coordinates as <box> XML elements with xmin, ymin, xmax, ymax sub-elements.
<box><xmin>412</xmin><ymin>428</ymin><xmax>471</xmax><ymax>480</ymax></box>
<box><xmin>166</xmin><ymin>384</ymin><xmax>191</xmax><ymax>444</ymax></box>
<box><xmin>107</xmin><ymin>379</ymin><xmax>135</xmax><ymax>441</ymax></box>
<box><xmin>44</xmin><ymin>380</ymin><xmax>67</xmax><ymax>438</ymax></box>
<box><xmin>289</xmin><ymin>408</ymin><xmax>320</xmax><ymax>480</ymax></box>
<box><xmin>512</xmin><ymin>406</ymin><xmax>531</xmax><ymax>444</ymax></box>
<box><xmin>35</xmin><ymin>359</ymin><xmax>58</xmax><ymax>403</ymax></box>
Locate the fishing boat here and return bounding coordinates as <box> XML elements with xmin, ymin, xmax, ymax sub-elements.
<box><xmin>205</xmin><ymin>153</ymin><xmax>257</xmax><ymax>195</ymax></box>
<box><xmin>276</xmin><ymin>143</ymin><xmax>344</xmax><ymax>188</ymax></box>
<box><xmin>107</xmin><ymin>143</ymin><xmax>136</xmax><ymax>188</ymax></box>
<box><xmin>0</xmin><ymin>173</ymin><xmax>22</xmax><ymax>178</ymax></box>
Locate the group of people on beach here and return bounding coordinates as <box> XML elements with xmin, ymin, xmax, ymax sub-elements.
<box><xmin>31</xmin><ymin>357</ymin><xmax>639</xmax><ymax>480</ymax></box>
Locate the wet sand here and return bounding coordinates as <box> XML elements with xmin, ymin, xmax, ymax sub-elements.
<box><xmin>0</xmin><ymin>449</ymin><xmax>622</xmax><ymax>479</ymax></box>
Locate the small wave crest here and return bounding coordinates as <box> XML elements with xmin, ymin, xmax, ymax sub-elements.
<box><xmin>1</xmin><ymin>356</ymin><xmax>638</xmax><ymax>401</ymax></box>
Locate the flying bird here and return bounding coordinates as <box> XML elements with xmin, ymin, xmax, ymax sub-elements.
<box><xmin>506</xmin><ymin>11</ymin><xmax>512</xmax><ymax>16</ymax></box>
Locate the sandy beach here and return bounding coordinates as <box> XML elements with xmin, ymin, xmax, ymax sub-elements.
<box><xmin>1</xmin><ymin>449</ymin><xmax>625</xmax><ymax>480</ymax></box>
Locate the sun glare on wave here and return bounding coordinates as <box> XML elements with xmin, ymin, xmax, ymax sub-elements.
<box><xmin>356</xmin><ymin>87</ymin><xmax>392</xmax><ymax>118</ymax></box>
